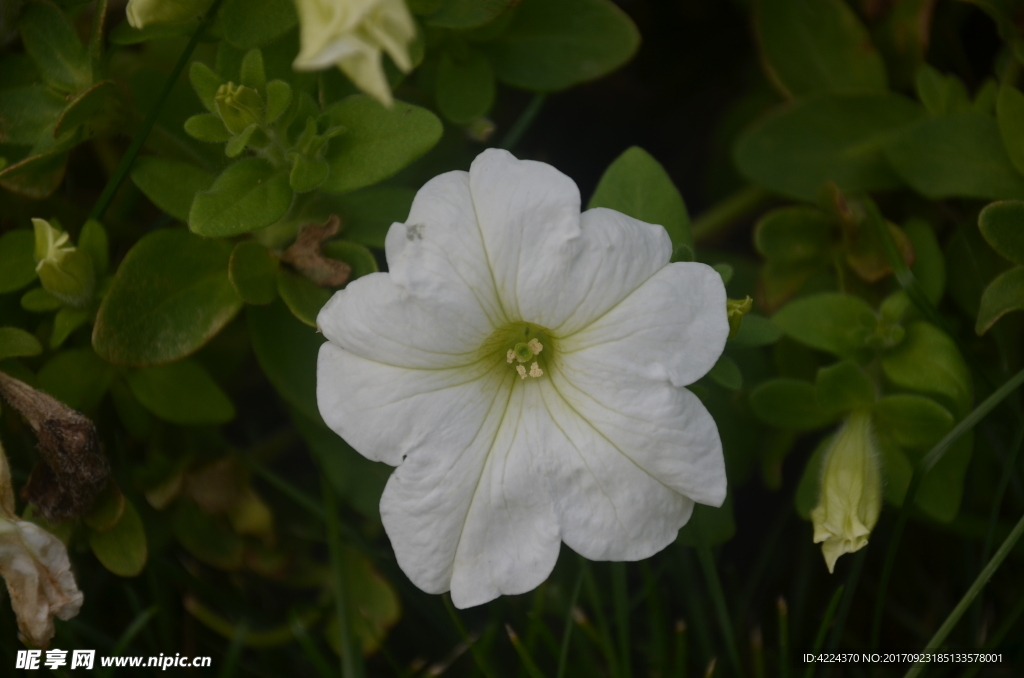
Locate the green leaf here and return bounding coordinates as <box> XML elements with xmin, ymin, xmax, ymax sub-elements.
<box><xmin>78</xmin><ymin>219</ymin><xmax>109</xmax><ymax>276</ymax></box>
<box><xmin>884</xmin><ymin>113</ymin><xmax>1024</xmax><ymax>200</ymax></box>
<box><xmin>483</xmin><ymin>0</ymin><xmax>639</xmax><ymax>92</ymax></box>
<box><xmin>815</xmin><ymin>360</ymin><xmax>875</xmax><ymax>414</ymax></box>
<box><xmin>189</xmin><ymin>61</ymin><xmax>224</xmax><ymax>114</ymax></box>
<box><xmin>424</xmin><ymin>0</ymin><xmax>514</xmax><ymax>28</ymax></box>
<box><xmin>872</xmin><ymin>394</ymin><xmax>954</xmax><ymax>451</ymax></box>
<box><xmin>728</xmin><ymin>313</ymin><xmax>782</xmax><ymax>347</ymax></box>
<box><xmin>706</xmin><ymin>356</ymin><xmax>742</xmax><ymax>391</ymax></box>
<box><xmin>754</xmin><ymin>206</ymin><xmax>833</xmax><ymax>265</ymax></box>
<box><xmin>265</xmin><ymin>80</ymin><xmax>292</xmax><ymax>123</ymax></box>
<box><xmin>978</xmin><ymin>200</ymin><xmax>1024</xmax><ymax>266</ymax></box>
<box><xmin>184</xmin><ymin>113</ymin><xmax>232</xmax><ymax>142</ymax></box>
<box><xmin>755</xmin><ymin>0</ymin><xmax>887</xmax><ymax>98</ymax></box>
<box><xmin>172</xmin><ymin>499</ymin><xmax>243</xmax><ymax>570</ymax></box>
<box><xmin>996</xmin><ymin>84</ymin><xmax>1024</xmax><ymax>176</ymax></box>
<box><xmin>321</xmin><ymin>186</ymin><xmax>415</xmax><ymax>249</ymax></box>
<box><xmin>734</xmin><ymin>94</ymin><xmax>922</xmax><ymax>201</ymax></box>
<box><xmin>588</xmin><ymin>146</ymin><xmax>691</xmax><ymax>249</ymax></box>
<box><xmin>749</xmin><ymin>378</ymin><xmax>837</xmax><ymax>431</ymax></box>
<box><xmin>915</xmin><ymin>65</ymin><xmax>971</xmax><ymax>116</ymax></box>
<box><xmin>131</xmin><ymin>156</ymin><xmax>215</xmax><ymax>223</ymax></box>
<box><xmin>0</xmin><ymin>327</ymin><xmax>42</xmax><ymax>361</ymax></box>
<box><xmin>127</xmin><ymin>359</ymin><xmax>235</xmax><ymax>425</ymax></box>
<box><xmin>0</xmin><ymin>147</ymin><xmax>70</xmax><ymax>200</ymax></box>
<box><xmin>772</xmin><ymin>293</ymin><xmax>877</xmax><ymax>358</ymax></box>
<box><xmin>229</xmin><ymin>241</ymin><xmax>279</xmax><ymax>304</ymax></box>
<box><xmin>277</xmin><ymin>268</ymin><xmax>332</xmax><ymax>327</ymax></box>
<box><xmin>880</xmin><ymin>321</ymin><xmax>972</xmax><ymax>417</ymax></box>
<box><xmin>0</xmin><ymin>84</ymin><xmax>65</xmax><ymax>145</ymax></box>
<box><xmin>435</xmin><ymin>47</ymin><xmax>496</xmax><ymax>124</ymax></box>
<box><xmin>294</xmin><ymin>412</ymin><xmax>388</xmax><ymax>521</ymax></box>
<box><xmin>21</xmin><ymin>288</ymin><xmax>61</xmax><ymax>313</ymax></box>
<box><xmin>50</xmin><ymin>307</ymin><xmax>90</xmax><ymax>349</ymax></box>
<box><xmin>915</xmin><ymin>433</ymin><xmax>972</xmax><ymax>522</ymax></box>
<box><xmin>189</xmin><ymin>159</ymin><xmax>293</xmax><ymax>237</ymax></box>
<box><xmin>240</xmin><ymin>49</ymin><xmax>266</xmax><ymax>92</ymax></box>
<box><xmin>18</xmin><ymin>0</ymin><xmax>91</xmax><ymax>93</ymax></box>
<box><xmin>0</xmin><ymin>230</ymin><xmax>38</xmax><ymax>294</ymax></box>
<box><xmin>37</xmin><ymin>348</ymin><xmax>114</xmax><ymax>412</ymax></box>
<box><xmin>976</xmin><ymin>266</ymin><xmax>1024</xmax><ymax>335</ymax></box>
<box><xmin>289</xmin><ymin>154</ymin><xmax>330</xmax><ymax>193</ymax></box>
<box><xmin>88</xmin><ymin>498</ymin><xmax>148</xmax><ymax>577</ymax></box>
<box><xmin>224</xmin><ymin>124</ymin><xmax>259</xmax><ymax>158</ymax></box>
<box><xmin>321</xmin><ymin>96</ymin><xmax>443</xmax><ymax>194</ymax></box>
<box><xmin>220</xmin><ymin>0</ymin><xmax>298</xmax><ymax>49</ymax></box>
<box><xmin>93</xmin><ymin>229</ymin><xmax>242</xmax><ymax>366</ymax></box>
<box><xmin>54</xmin><ymin>80</ymin><xmax>118</xmax><ymax>138</ymax></box>
<box><xmin>248</xmin><ymin>299</ymin><xmax>325</xmax><ymax>424</ymax></box>
<box><xmin>322</xmin><ymin>240</ymin><xmax>379</xmax><ymax>281</ymax></box>
<box><xmin>84</xmin><ymin>481</ymin><xmax>126</xmax><ymax>533</ymax></box>
<box><xmin>904</xmin><ymin>219</ymin><xmax>945</xmax><ymax>305</ymax></box>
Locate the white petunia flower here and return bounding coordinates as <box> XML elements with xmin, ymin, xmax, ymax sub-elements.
<box><xmin>316</xmin><ymin>149</ymin><xmax>729</xmax><ymax>608</ymax></box>
<box><xmin>0</xmin><ymin>442</ymin><xmax>83</xmax><ymax>648</ymax></box>
<box><xmin>292</xmin><ymin>0</ymin><xmax>416</xmax><ymax>107</ymax></box>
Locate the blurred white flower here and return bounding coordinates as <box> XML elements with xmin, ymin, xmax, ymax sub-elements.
<box><xmin>0</xmin><ymin>442</ymin><xmax>83</xmax><ymax>648</ymax></box>
<box><xmin>292</xmin><ymin>0</ymin><xmax>416</xmax><ymax>107</ymax></box>
<box><xmin>125</xmin><ymin>0</ymin><xmax>215</xmax><ymax>29</ymax></box>
<box><xmin>317</xmin><ymin>149</ymin><xmax>729</xmax><ymax>608</ymax></box>
<box><xmin>811</xmin><ymin>411</ymin><xmax>882</xmax><ymax>573</ymax></box>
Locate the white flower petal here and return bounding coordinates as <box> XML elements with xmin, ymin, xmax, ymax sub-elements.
<box><xmin>380</xmin><ymin>379</ymin><xmax>560</xmax><ymax>607</ymax></box>
<box><xmin>534</xmin><ymin>378</ymin><xmax>695</xmax><ymax>560</ymax></box>
<box><xmin>466</xmin><ymin>150</ymin><xmax>672</xmax><ymax>331</ymax></box>
<box><xmin>317</xmin><ymin>343</ymin><xmax>503</xmax><ymax>466</ymax></box>
<box><xmin>550</xmin><ymin>360</ymin><xmax>727</xmax><ymax>508</ymax></box>
<box><xmin>317</xmin><ymin>273</ymin><xmax>492</xmax><ymax>370</ymax></box>
<box><xmin>386</xmin><ymin>171</ymin><xmax>506</xmax><ymax>328</ymax></box>
<box><xmin>560</xmin><ymin>262</ymin><xmax>728</xmax><ymax>388</ymax></box>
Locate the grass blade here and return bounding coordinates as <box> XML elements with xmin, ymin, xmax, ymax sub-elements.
<box><xmin>904</xmin><ymin>509</ymin><xmax>1024</xmax><ymax>678</ymax></box>
<box><xmin>611</xmin><ymin>562</ymin><xmax>633</xmax><ymax>678</ymax></box>
<box><xmin>508</xmin><ymin>624</ymin><xmax>548</xmax><ymax>678</ymax></box>
<box><xmin>777</xmin><ymin>598</ymin><xmax>789</xmax><ymax>678</ymax></box>
<box><xmin>498</xmin><ymin>93</ymin><xmax>547</xmax><ymax>151</ymax></box>
<box><xmin>870</xmin><ymin>367</ymin><xmax>1024</xmax><ymax>649</ymax></box>
<box><xmin>802</xmin><ymin>586</ymin><xmax>843</xmax><ymax>678</ymax></box>
<box><xmin>694</xmin><ymin>516</ymin><xmax>742</xmax><ymax>677</ymax></box>
<box><xmin>217</xmin><ymin>620</ymin><xmax>248</xmax><ymax>678</ymax></box>
<box><xmin>443</xmin><ymin>595</ymin><xmax>497</xmax><ymax>678</ymax></box>
<box><xmin>556</xmin><ymin>571</ymin><xmax>584</xmax><ymax>678</ymax></box>
<box><xmin>671</xmin><ymin>621</ymin><xmax>689</xmax><ymax>678</ymax></box>
<box><xmin>98</xmin><ymin>606</ymin><xmax>158</xmax><ymax>678</ymax></box>
<box><xmin>321</xmin><ymin>474</ymin><xmax>362</xmax><ymax>678</ymax></box>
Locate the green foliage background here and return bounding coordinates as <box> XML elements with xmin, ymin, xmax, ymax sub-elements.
<box><xmin>1</xmin><ymin>0</ymin><xmax>1024</xmax><ymax>676</ymax></box>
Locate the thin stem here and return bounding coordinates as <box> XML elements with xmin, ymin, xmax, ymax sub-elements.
<box><xmin>611</xmin><ymin>562</ymin><xmax>633</xmax><ymax>678</ymax></box>
<box><xmin>904</xmin><ymin>509</ymin><xmax>1024</xmax><ymax>678</ymax></box>
<box><xmin>802</xmin><ymin>586</ymin><xmax>844</xmax><ymax>678</ymax></box>
<box><xmin>87</xmin><ymin>0</ymin><xmax>224</xmax><ymax>222</ymax></box>
<box><xmin>443</xmin><ymin>595</ymin><xmax>498</xmax><ymax>678</ymax></box>
<box><xmin>507</xmin><ymin>625</ymin><xmax>547</xmax><ymax>678</ymax></box>
<box><xmin>690</xmin><ymin>186</ymin><xmax>773</xmax><ymax>243</ymax></box>
<box><xmin>321</xmin><ymin>474</ymin><xmax>362</xmax><ymax>678</ymax></box>
<box><xmin>499</xmin><ymin>93</ymin><xmax>547</xmax><ymax>151</ymax></box>
<box><xmin>777</xmin><ymin>598</ymin><xmax>789</xmax><ymax>678</ymax></box>
<box><xmin>870</xmin><ymin>368</ymin><xmax>1024</xmax><ymax>649</ymax></box>
<box><xmin>556</xmin><ymin>572</ymin><xmax>584</xmax><ymax>678</ymax></box>
<box><xmin>217</xmin><ymin>620</ymin><xmax>248</xmax><ymax>678</ymax></box>
<box><xmin>694</xmin><ymin>514</ymin><xmax>742</xmax><ymax>677</ymax></box>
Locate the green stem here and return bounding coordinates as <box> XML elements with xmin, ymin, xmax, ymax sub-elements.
<box><xmin>556</xmin><ymin>572</ymin><xmax>584</xmax><ymax>678</ymax></box>
<box><xmin>777</xmin><ymin>598</ymin><xmax>789</xmax><ymax>678</ymax></box>
<box><xmin>499</xmin><ymin>93</ymin><xmax>547</xmax><ymax>152</ymax></box>
<box><xmin>443</xmin><ymin>595</ymin><xmax>498</xmax><ymax>678</ymax></box>
<box><xmin>870</xmin><ymin>368</ymin><xmax>1024</xmax><ymax>649</ymax></box>
<box><xmin>694</xmin><ymin>515</ymin><xmax>742</xmax><ymax>678</ymax></box>
<box><xmin>321</xmin><ymin>474</ymin><xmax>362</xmax><ymax>678</ymax></box>
<box><xmin>87</xmin><ymin>0</ymin><xmax>224</xmax><ymax>222</ymax></box>
<box><xmin>611</xmin><ymin>562</ymin><xmax>633</xmax><ymax>678</ymax></box>
<box><xmin>904</xmin><ymin>509</ymin><xmax>1024</xmax><ymax>678</ymax></box>
<box><xmin>217</xmin><ymin>620</ymin><xmax>248</xmax><ymax>678</ymax></box>
<box><xmin>690</xmin><ymin>186</ymin><xmax>773</xmax><ymax>243</ymax></box>
<box><xmin>507</xmin><ymin>625</ymin><xmax>547</xmax><ymax>678</ymax></box>
<box><xmin>802</xmin><ymin>586</ymin><xmax>844</xmax><ymax>678</ymax></box>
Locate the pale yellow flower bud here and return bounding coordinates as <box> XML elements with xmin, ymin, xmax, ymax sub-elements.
<box><xmin>126</xmin><ymin>0</ymin><xmax>215</xmax><ymax>29</ymax></box>
<box><xmin>292</xmin><ymin>0</ymin><xmax>416</xmax><ymax>107</ymax></box>
<box><xmin>810</xmin><ymin>410</ymin><xmax>882</xmax><ymax>573</ymax></box>
<box><xmin>32</xmin><ymin>219</ymin><xmax>94</xmax><ymax>307</ymax></box>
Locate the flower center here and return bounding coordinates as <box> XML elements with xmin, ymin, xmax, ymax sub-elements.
<box><xmin>486</xmin><ymin>324</ymin><xmax>552</xmax><ymax>381</ymax></box>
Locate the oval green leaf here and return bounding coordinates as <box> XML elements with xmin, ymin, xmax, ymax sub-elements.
<box><xmin>88</xmin><ymin>498</ymin><xmax>148</xmax><ymax>577</ymax></box>
<box><xmin>127</xmin><ymin>359</ymin><xmax>236</xmax><ymax>425</ymax></box>
<box><xmin>229</xmin><ymin>240</ymin><xmax>279</xmax><ymax>305</ymax></box>
<box><xmin>978</xmin><ymin>200</ymin><xmax>1024</xmax><ymax>266</ymax></box>
<box><xmin>772</xmin><ymin>293</ymin><xmax>877</xmax><ymax>358</ymax></box>
<box><xmin>189</xmin><ymin>159</ymin><xmax>293</xmax><ymax>237</ymax></box>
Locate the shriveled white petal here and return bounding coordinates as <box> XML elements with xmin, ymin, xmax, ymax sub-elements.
<box><xmin>317</xmin><ymin>273</ymin><xmax>492</xmax><ymax>370</ymax></box>
<box><xmin>467</xmin><ymin>150</ymin><xmax>672</xmax><ymax>331</ymax></box>
<box><xmin>380</xmin><ymin>377</ymin><xmax>560</xmax><ymax>607</ymax></box>
<box><xmin>317</xmin><ymin>343</ymin><xmax>503</xmax><ymax>466</ymax></box>
<box><xmin>560</xmin><ymin>262</ymin><xmax>728</xmax><ymax>388</ymax></box>
<box><xmin>534</xmin><ymin>378</ymin><xmax>695</xmax><ymax>561</ymax></box>
<box><xmin>0</xmin><ymin>519</ymin><xmax>83</xmax><ymax>648</ymax></box>
<box><xmin>386</xmin><ymin>171</ymin><xmax>506</xmax><ymax>328</ymax></box>
<box><xmin>550</xmin><ymin>360</ymin><xmax>726</xmax><ymax>508</ymax></box>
